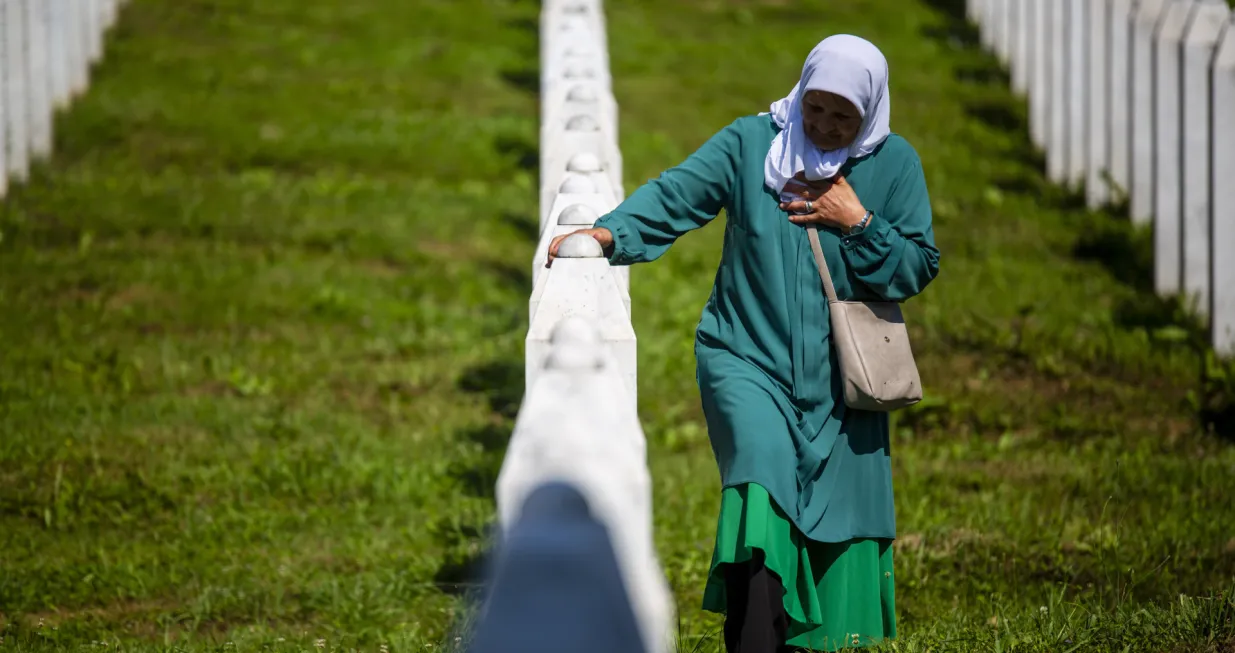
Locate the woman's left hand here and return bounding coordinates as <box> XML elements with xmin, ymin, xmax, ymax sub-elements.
<box><xmin>779</xmin><ymin>176</ymin><xmax>867</xmax><ymax>231</ymax></box>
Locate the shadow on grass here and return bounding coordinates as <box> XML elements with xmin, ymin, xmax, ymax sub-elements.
<box><xmin>954</xmin><ymin>61</ymin><xmax>1011</xmax><ymax>87</ymax></box>
<box><xmin>495</xmin><ymin>9</ymin><xmax>540</xmax><ymax>249</ymax></box>
<box><xmin>1071</xmin><ymin>210</ymin><xmax>1156</xmax><ymax>293</ymax></box>
<box><xmin>431</xmin><ymin>3</ymin><xmax>542</xmax><ymax>603</ymax></box>
<box><xmin>500</xmin><ymin>65</ymin><xmax>538</xmax><ymax>95</ymax></box>
<box><xmin>504</xmin><ymin>15</ymin><xmax>537</xmax><ymax>34</ymax></box>
<box><xmin>988</xmin><ymin>166</ymin><xmax>1086</xmax><ymax>212</ymax></box>
<box><xmin>1201</xmin><ymin>398</ymin><xmax>1235</xmax><ymax>442</ymax></box>
<box><xmin>919</xmin><ymin>0</ymin><xmax>979</xmax><ymax>44</ymax></box>
<box><xmin>965</xmin><ymin>95</ymin><xmax>1026</xmax><ymax>133</ymax></box>
<box><xmin>448</xmin><ymin>424</ymin><xmax>513</xmax><ymax>499</ymax></box>
<box><xmin>1069</xmin><ymin>212</ymin><xmax>1235</xmax><ymax>437</ymax></box>
<box><xmin>432</xmin><ymin>520</ymin><xmax>492</xmax><ymax>598</ymax></box>
<box><xmin>495</xmin><ymin>133</ymin><xmax>538</xmax><ymax>172</ymax></box>
<box><xmin>498</xmin><ymin>209</ymin><xmax>540</xmax><ymax>244</ymax></box>
<box><xmin>459</xmin><ymin>360</ymin><xmax>524</xmax><ymax>420</ymax></box>
<box><xmin>481</xmin><ymin>257</ymin><xmax>534</xmax><ymax>297</ymax></box>
<box><xmin>450</xmin><ymin>361</ymin><xmax>522</xmax><ymax>498</ymax></box>
<box><xmin>431</xmin><ymin>361</ymin><xmax>524</xmax><ymax>600</ymax></box>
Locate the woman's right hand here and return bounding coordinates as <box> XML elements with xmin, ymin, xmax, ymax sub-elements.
<box><xmin>546</xmin><ymin>227</ymin><xmax>614</xmax><ymax>267</ymax></box>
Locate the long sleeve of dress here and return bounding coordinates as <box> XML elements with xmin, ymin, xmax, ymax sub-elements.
<box><xmin>594</xmin><ymin>120</ymin><xmax>742</xmax><ymax>266</ymax></box>
<box><xmin>841</xmin><ymin>156</ymin><xmax>940</xmax><ymax>302</ymax></box>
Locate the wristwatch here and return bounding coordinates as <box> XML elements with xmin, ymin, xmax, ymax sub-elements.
<box><xmin>846</xmin><ymin>210</ymin><xmax>874</xmax><ymax>236</ymax></box>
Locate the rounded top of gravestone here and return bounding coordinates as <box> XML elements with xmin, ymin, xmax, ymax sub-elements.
<box><xmin>550</xmin><ymin>316</ymin><xmax>601</xmax><ymax>346</ymax></box>
<box><xmin>566</xmin><ymin>114</ymin><xmax>600</xmax><ymax>132</ymax></box>
<box><xmin>566</xmin><ymin>152</ymin><xmax>603</xmax><ymax>173</ymax></box>
<box><xmin>555</xmin><ymin>232</ymin><xmax>604</xmax><ymax>258</ymax></box>
<box><xmin>559</xmin><ymin>174</ymin><xmax>595</xmax><ymax>193</ymax></box>
<box><xmin>1184</xmin><ymin>2</ymin><xmax>1231</xmax><ymax>49</ymax></box>
<box><xmin>544</xmin><ymin>343</ymin><xmax>605</xmax><ymax>372</ymax></box>
<box><xmin>544</xmin><ymin>317</ymin><xmax>606</xmax><ymax>371</ymax></box>
<box><xmin>558</xmin><ymin>204</ymin><xmax>600</xmax><ymax>225</ymax></box>
<box><xmin>567</xmin><ymin>85</ymin><xmax>599</xmax><ymax>102</ymax></box>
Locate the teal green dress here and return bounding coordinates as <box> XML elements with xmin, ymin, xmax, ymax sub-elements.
<box><xmin>594</xmin><ymin>114</ymin><xmax>939</xmax><ymax>649</ymax></box>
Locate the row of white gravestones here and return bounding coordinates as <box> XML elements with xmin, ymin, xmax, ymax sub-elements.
<box><xmin>493</xmin><ymin>2</ymin><xmax>675</xmax><ymax>653</ymax></box>
<box><xmin>969</xmin><ymin>0</ymin><xmax>1235</xmax><ymax>355</ymax></box>
<box><xmin>0</xmin><ymin>0</ymin><xmax>123</xmax><ymax>197</ymax></box>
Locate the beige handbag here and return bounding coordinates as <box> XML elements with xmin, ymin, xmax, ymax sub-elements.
<box><xmin>807</xmin><ymin>226</ymin><xmax>923</xmax><ymax>412</ymax></box>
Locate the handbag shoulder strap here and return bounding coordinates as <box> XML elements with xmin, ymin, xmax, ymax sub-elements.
<box><xmin>806</xmin><ymin>226</ymin><xmax>839</xmax><ymax>303</ymax></box>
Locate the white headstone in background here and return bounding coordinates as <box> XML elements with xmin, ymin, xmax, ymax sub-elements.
<box><xmin>988</xmin><ymin>0</ymin><xmax>1005</xmax><ymax>60</ymax></box>
<box><xmin>979</xmin><ymin>0</ymin><xmax>990</xmax><ymax>46</ymax></box>
<box><xmin>969</xmin><ymin>0</ymin><xmax>987</xmax><ymax>24</ymax></box>
<box><xmin>86</xmin><ymin>0</ymin><xmax>102</xmax><ymax>63</ymax></box>
<box><xmin>1030</xmin><ymin>0</ymin><xmax>1049</xmax><ymax>147</ymax></box>
<box><xmin>0</xmin><ymin>0</ymin><xmax>125</xmax><ymax>190</ymax></box>
<box><xmin>1108</xmin><ymin>0</ymin><xmax>1136</xmax><ymax>203</ymax></box>
<box><xmin>1047</xmin><ymin>0</ymin><xmax>1068</xmax><ymax>182</ymax></box>
<box><xmin>69</xmin><ymin>0</ymin><xmax>88</xmax><ymax>96</ymax></box>
<box><xmin>1212</xmin><ymin>24</ymin><xmax>1235</xmax><ymax>356</ymax></box>
<box><xmin>999</xmin><ymin>0</ymin><xmax>1014</xmax><ymax>65</ymax></box>
<box><xmin>1087</xmin><ymin>0</ymin><xmax>1110</xmax><ymax>207</ymax></box>
<box><xmin>1066</xmin><ymin>0</ymin><xmax>1089</xmax><ymax>187</ymax></box>
<box><xmin>1007</xmin><ymin>0</ymin><xmax>1021</xmax><ymax>67</ymax></box>
<box><xmin>1130</xmin><ymin>0</ymin><xmax>1170</xmax><ymax>223</ymax></box>
<box><xmin>48</xmin><ymin>0</ymin><xmax>71</xmax><ymax>108</ymax></box>
<box><xmin>25</xmin><ymin>0</ymin><xmax>50</xmax><ymax>159</ymax></box>
<box><xmin>5</xmin><ymin>0</ymin><xmax>30</xmax><ymax>181</ymax></box>
<box><xmin>1180</xmin><ymin>3</ymin><xmax>1228</xmax><ymax>316</ymax></box>
<box><xmin>1152</xmin><ymin>0</ymin><xmax>1199</xmax><ymax>296</ymax></box>
<box><xmin>0</xmin><ymin>0</ymin><xmax>7</xmax><ymax>197</ymax></box>
<box><xmin>1011</xmin><ymin>0</ymin><xmax>1030</xmax><ymax>94</ymax></box>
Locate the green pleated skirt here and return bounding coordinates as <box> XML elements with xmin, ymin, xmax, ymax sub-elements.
<box><xmin>702</xmin><ymin>484</ymin><xmax>896</xmax><ymax>651</ymax></box>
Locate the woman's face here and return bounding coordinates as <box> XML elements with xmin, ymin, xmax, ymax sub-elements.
<box><xmin>801</xmin><ymin>90</ymin><xmax>863</xmax><ymax>151</ymax></box>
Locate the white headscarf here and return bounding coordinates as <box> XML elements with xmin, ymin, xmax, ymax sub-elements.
<box><xmin>763</xmin><ymin>34</ymin><xmax>891</xmax><ymax>200</ymax></box>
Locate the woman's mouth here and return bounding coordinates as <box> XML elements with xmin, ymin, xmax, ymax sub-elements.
<box><xmin>814</xmin><ymin>131</ymin><xmax>842</xmax><ymax>147</ymax></box>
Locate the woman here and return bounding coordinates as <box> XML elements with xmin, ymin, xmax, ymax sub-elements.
<box><xmin>547</xmin><ymin>35</ymin><xmax>939</xmax><ymax>652</ymax></box>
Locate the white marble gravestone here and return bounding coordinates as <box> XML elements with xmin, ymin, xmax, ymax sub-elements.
<box><xmin>1212</xmin><ymin>24</ymin><xmax>1235</xmax><ymax>355</ymax></box>
<box><xmin>1087</xmin><ymin>0</ymin><xmax>1111</xmax><ymax>207</ymax></box>
<box><xmin>1130</xmin><ymin>0</ymin><xmax>1170</xmax><ymax>223</ymax></box>
<box><xmin>1180</xmin><ymin>2</ymin><xmax>1229</xmax><ymax>315</ymax></box>
<box><xmin>1152</xmin><ymin>0</ymin><xmax>1199</xmax><ymax>295</ymax></box>
<box><xmin>1108</xmin><ymin>0</ymin><xmax>1137</xmax><ymax>202</ymax></box>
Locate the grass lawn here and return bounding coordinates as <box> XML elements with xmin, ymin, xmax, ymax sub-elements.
<box><xmin>1</xmin><ymin>0</ymin><xmax>1232</xmax><ymax>651</ymax></box>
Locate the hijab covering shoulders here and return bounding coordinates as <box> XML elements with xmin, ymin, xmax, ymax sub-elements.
<box><xmin>763</xmin><ymin>34</ymin><xmax>892</xmax><ymax>200</ymax></box>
